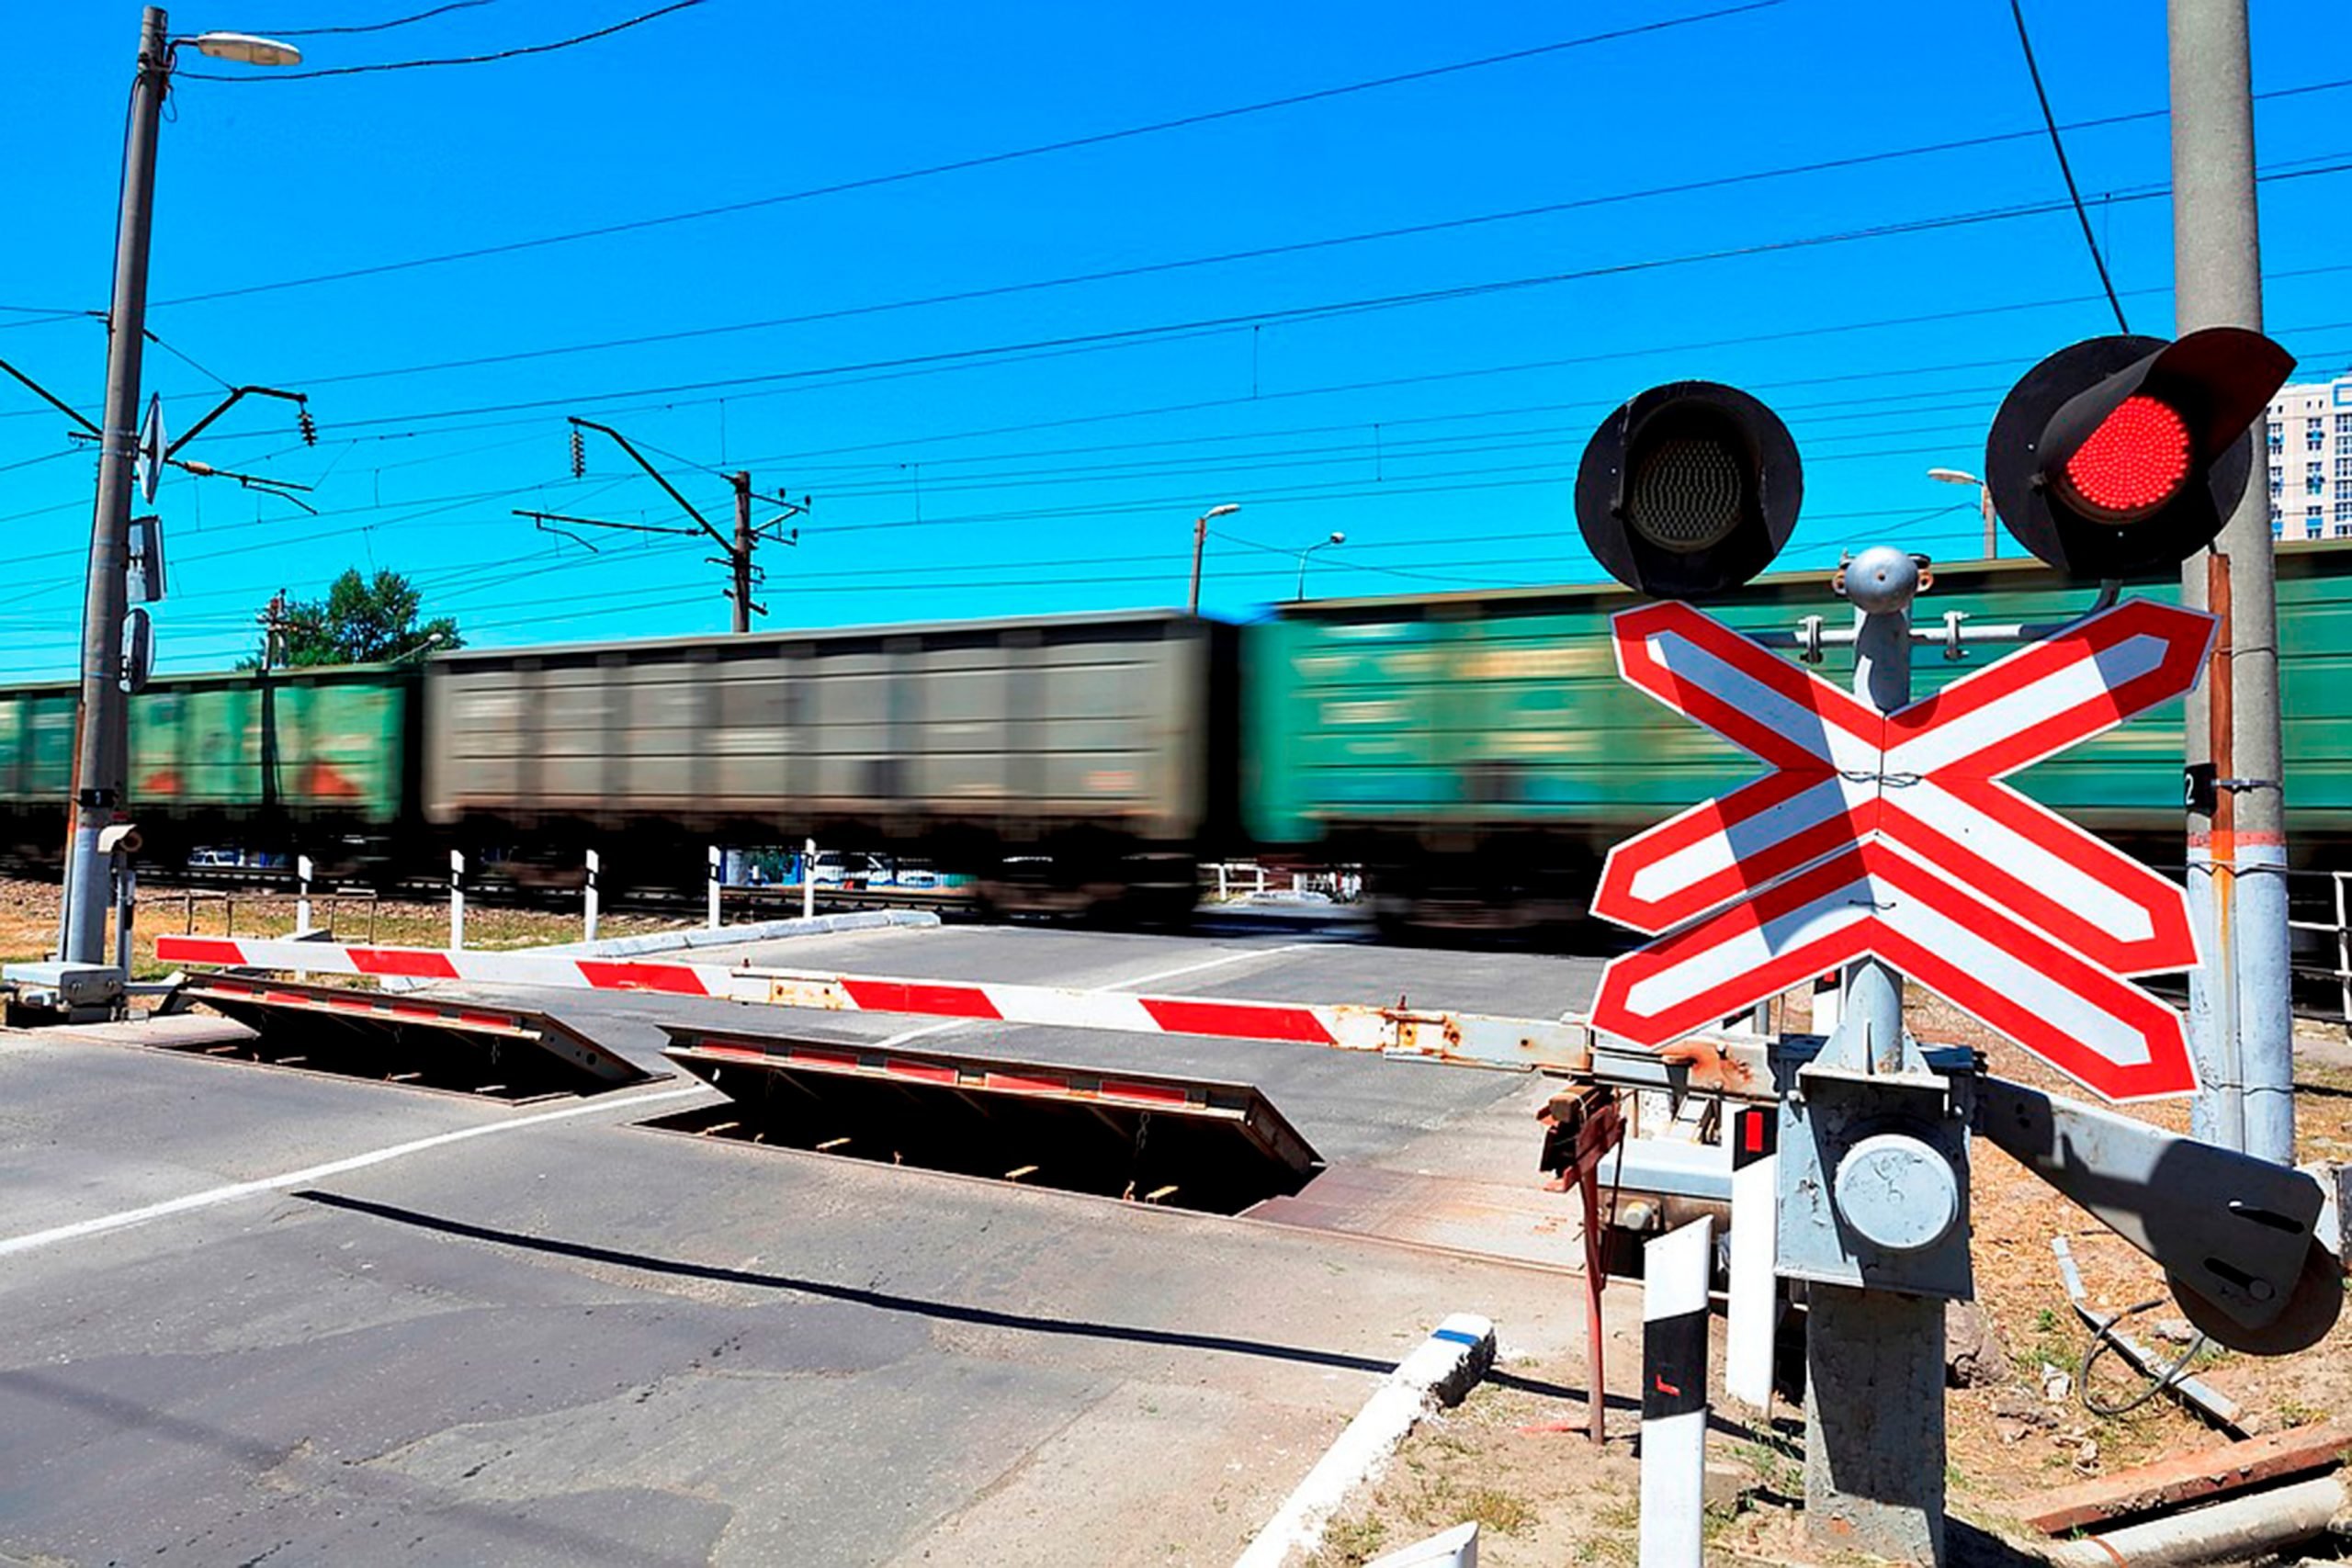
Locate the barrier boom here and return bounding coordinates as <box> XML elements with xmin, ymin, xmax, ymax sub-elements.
<box><xmin>154</xmin><ymin>932</ymin><xmax>1687</xmax><ymax>1078</ymax></box>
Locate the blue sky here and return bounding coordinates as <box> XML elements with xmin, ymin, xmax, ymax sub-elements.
<box><xmin>0</xmin><ymin>0</ymin><xmax>2346</xmax><ymax>675</ymax></box>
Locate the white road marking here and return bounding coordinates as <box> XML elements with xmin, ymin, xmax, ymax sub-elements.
<box><xmin>0</xmin><ymin>1084</ymin><xmax>711</xmax><ymax>1260</ymax></box>
<box><xmin>1111</xmin><ymin>943</ymin><xmax>1307</xmax><ymax>992</ymax></box>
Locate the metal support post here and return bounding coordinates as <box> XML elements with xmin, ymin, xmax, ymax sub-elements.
<box><xmin>802</xmin><ymin>837</ymin><xmax>816</xmax><ymax>921</ymax></box>
<box><xmin>2171</xmin><ymin>0</ymin><xmax>2293</xmax><ymax>1163</ymax></box>
<box><xmin>584</xmin><ymin>849</ymin><xmax>601</xmax><ymax>942</ymax></box>
<box><xmin>1799</xmin><ymin>547</ymin><xmax>1950</xmax><ymax>1565</ymax></box>
<box><xmin>448</xmin><ymin>850</ymin><xmax>465</xmax><ymax>951</ymax></box>
<box><xmin>111</xmin><ymin>855</ymin><xmax>135</xmax><ymax>984</ymax></box>
<box><xmin>62</xmin><ymin>6</ymin><xmax>169</xmax><ymax>965</ymax></box>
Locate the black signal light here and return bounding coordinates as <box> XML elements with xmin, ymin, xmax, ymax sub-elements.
<box><xmin>1575</xmin><ymin>380</ymin><xmax>1802</xmax><ymax>600</ymax></box>
<box><xmin>1985</xmin><ymin>327</ymin><xmax>2294</xmax><ymax>578</ymax></box>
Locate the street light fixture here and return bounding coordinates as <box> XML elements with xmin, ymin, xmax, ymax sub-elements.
<box><xmin>1294</xmin><ymin>531</ymin><xmax>1346</xmax><ymax>601</ymax></box>
<box><xmin>57</xmin><ymin>6</ymin><xmax>302</xmax><ymax>971</ymax></box>
<box><xmin>188</xmin><ymin>30</ymin><xmax>302</xmax><ymax>66</ymax></box>
<box><xmin>1186</xmin><ymin>502</ymin><xmax>1241</xmax><ymax>615</ymax></box>
<box><xmin>1928</xmin><ymin>466</ymin><xmax>1996</xmax><ymax>560</ymax></box>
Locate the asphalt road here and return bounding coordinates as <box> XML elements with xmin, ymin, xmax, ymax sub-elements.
<box><xmin>0</xmin><ymin>924</ymin><xmax>1632</xmax><ymax>1566</ymax></box>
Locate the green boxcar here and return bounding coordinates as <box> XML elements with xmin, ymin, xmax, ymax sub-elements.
<box><xmin>1245</xmin><ymin>541</ymin><xmax>2352</xmax><ymax>872</ymax></box>
<box><xmin>0</xmin><ymin>666</ymin><xmax>413</xmax><ymax>863</ymax></box>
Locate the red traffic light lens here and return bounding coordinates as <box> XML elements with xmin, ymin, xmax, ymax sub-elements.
<box><xmin>2060</xmin><ymin>394</ymin><xmax>2191</xmax><ymax>522</ymax></box>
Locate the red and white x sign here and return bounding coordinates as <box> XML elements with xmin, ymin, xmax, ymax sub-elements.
<box><xmin>1588</xmin><ymin>596</ymin><xmax>2215</xmax><ymax>1102</ymax></box>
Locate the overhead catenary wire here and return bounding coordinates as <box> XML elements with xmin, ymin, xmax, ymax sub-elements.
<box><xmin>175</xmin><ymin>0</ymin><xmax>707</xmax><ymax>82</ymax></box>
<box><xmin>149</xmin><ymin>3</ymin><xmax>1781</xmax><ymax>304</ymax></box>
<box><xmin>2007</xmin><ymin>0</ymin><xmax>2132</xmax><ymax>332</ymax></box>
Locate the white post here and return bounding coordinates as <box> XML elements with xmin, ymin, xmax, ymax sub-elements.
<box><xmin>803</xmin><ymin>837</ymin><xmax>816</xmax><ymax>921</ymax></box>
<box><xmin>295</xmin><ymin>853</ymin><xmax>313</xmax><ymax>935</ymax></box>
<box><xmin>1639</xmin><ymin>1217</ymin><xmax>1714</xmax><ymax>1568</ymax></box>
<box><xmin>1724</xmin><ymin>1106</ymin><xmax>1780</xmax><ymax>1412</ymax></box>
<box><xmin>448</xmin><ymin>849</ymin><xmax>465</xmax><ymax>951</ymax></box>
<box><xmin>2336</xmin><ymin>871</ymin><xmax>2349</xmax><ymax>1024</ymax></box>
<box><xmin>1254</xmin><ymin>863</ymin><xmax>1266</xmax><ymax>897</ymax></box>
<box><xmin>1216</xmin><ymin>863</ymin><xmax>1229</xmax><ymax>900</ymax></box>
<box><xmin>707</xmin><ymin>843</ymin><xmax>722</xmax><ymax>931</ymax></box>
<box><xmin>584</xmin><ymin>848</ymin><xmax>601</xmax><ymax>942</ymax></box>
<box><xmin>1810</xmin><ymin>972</ymin><xmax>1839</xmax><ymax>1037</ymax></box>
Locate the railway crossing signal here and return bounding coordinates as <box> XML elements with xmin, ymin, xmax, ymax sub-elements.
<box><xmin>1589</xmin><ymin>594</ymin><xmax>2214</xmax><ymax>1101</ymax></box>
<box><xmin>1985</xmin><ymin>326</ymin><xmax>2294</xmax><ymax>577</ymax></box>
<box><xmin>1574</xmin><ymin>380</ymin><xmax>1802</xmax><ymax>600</ymax></box>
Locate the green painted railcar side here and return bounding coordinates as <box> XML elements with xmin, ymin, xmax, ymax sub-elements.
<box><xmin>0</xmin><ymin>669</ymin><xmax>410</xmax><ymax>825</ymax></box>
<box><xmin>1244</xmin><ymin>542</ymin><xmax>2352</xmax><ymax>855</ymax></box>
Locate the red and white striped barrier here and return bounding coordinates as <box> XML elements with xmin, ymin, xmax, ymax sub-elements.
<box><xmin>156</xmin><ymin>933</ymin><xmax>1601</xmax><ymax>1073</ymax></box>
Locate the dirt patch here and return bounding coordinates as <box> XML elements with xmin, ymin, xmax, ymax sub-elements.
<box><xmin>1304</xmin><ymin>986</ymin><xmax>2351</xmax><ymax>1561</ymax></box>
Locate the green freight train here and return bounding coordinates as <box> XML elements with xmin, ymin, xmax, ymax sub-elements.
<box><xmin>1242</xmin><ymin>542</ymin><xmax>2352</xmax><ymax>931</ymax></box>
<box><xmin>0</xmin><ymin>542</ymin><xmax>2343</xmax><ymax>921</ymax></box>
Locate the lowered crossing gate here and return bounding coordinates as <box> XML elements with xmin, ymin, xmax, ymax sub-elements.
<box><xmin>652</xmin><ymin>1021</ymin><xmax>1320</xmax><ymax>1213</ymax></box>
<box><xmin>175</xmin><ymin>974</ymin><xmax>658</xmax><ymax>1100</ymax></box>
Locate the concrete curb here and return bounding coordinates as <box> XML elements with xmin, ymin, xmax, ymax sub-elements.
<box><xmin>529</xmin><ymin>908</ymin><xmax>940</xmax><ymax>959</ymax></box>
<box><xmin>1233</xmin><ymin>1313</ymin><xmax>1497</xmax><ymax>1568</ymax></box>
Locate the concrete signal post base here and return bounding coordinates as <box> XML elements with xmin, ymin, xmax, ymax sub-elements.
<box><xmin>1804</xmin><ymin>1285</ymin><xmax>1948</xmax><ymax>1564</ymax></box>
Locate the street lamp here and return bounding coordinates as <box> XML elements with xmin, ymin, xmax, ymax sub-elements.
<box><xmin>1186</xmin><ymin>502</ymin><xmax>1240</xmax><ymax>615</ymax></box>
<box><xmin>1928</xmin><ymin>466</ymin><xmax>1996</xmax><ymax>560</ymax></box>
<box><xmin>1294</xmin><ymin>531</ymin><xmax>1346</xmax><ymax>601</ymax></box>
<box><xmin>57</xmin><ymin>6</ymin><xmax>300</xmax><ymax>970</ymax></box>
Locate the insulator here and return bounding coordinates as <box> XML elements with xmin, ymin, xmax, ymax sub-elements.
<box><xmin>569</xmin><ymin>428</ymin><xmax>586</xmax><ymax>479</ymax></box>
<box><xmin>297</xmin><ymin>408</ymin><xmax>318</xmax><ymax>446</ymax></box>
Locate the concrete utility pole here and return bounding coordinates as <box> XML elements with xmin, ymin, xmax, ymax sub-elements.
<box><xmin>2170</xmin><ymin>0</ymin><xmax>2294</xmax><ymax>1163</ymax></box>
<box><xmin>61</xmin><ymin>6</ymin><xmax>170</xmax><ymax>965</ymax></box>
<box><xmin>730</xmin><ymin>471</ymin><xmax>755</xmax><ymax>636</ymax></box>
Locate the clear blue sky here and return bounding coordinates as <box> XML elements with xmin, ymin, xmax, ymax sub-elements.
<box><xmin>0</xmin><ymin>0</ymin><xmax>2345</xmax><ymax>675</ymax></box>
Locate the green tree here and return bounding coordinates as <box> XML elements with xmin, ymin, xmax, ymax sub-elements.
<box><xmin>252</xmin><ymin>569</ymin><xmax>463</xmax><ymax>668</ymax></box>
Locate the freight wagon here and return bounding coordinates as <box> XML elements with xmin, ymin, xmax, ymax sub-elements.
<box><xmin>1244</xmin><ymin>542</ymin><xmax>2352</xmax><ymax>934</ymax></box>
<box><xmin>0</xmin><ymin>664</ymin><xmax>415</xmax><ymax>877</ymax></box>
<box><xmin>421</xmin><ymin>610</ymin><xmax>1236</xmax><ymax>917</ymax></box>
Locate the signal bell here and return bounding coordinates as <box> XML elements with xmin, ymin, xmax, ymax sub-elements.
<box><xmin>1575</xmin><ymin>380</ymin><xmax>1803</xmax><ymax>600</ymax></box>
<box><xmin>1985</xmin><ymin>327</ymin><xmax>2294</xmax><ymax>578</ymax></box>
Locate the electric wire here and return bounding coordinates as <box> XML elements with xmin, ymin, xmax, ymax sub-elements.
<box><xmin>175</xmin><ymin>0</ymin><xmax>706</xmax><ymax>82</ymax></box>
<box><xmin>151</xmin><ymin>3</ymin><xmax>1780</xmax><ymax>302</ymax></box>
<box><xmin>248</xmin><ymin>1</ymin><xmax>502</xmax><ymax>37</ymax></box>
<box><xmin>2007</xmin><ymin>0</ymin><xmax>2132</xmax><ymax>332</ymax></box>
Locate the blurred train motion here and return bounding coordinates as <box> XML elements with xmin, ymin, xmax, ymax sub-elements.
<box><xmin>3</xmin><ymin>543</ymin><xmax>2346</xmax><ymax>931</ymax></box>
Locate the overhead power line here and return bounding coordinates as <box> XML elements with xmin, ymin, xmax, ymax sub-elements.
<box><xmin>249</xmin><ymin>1</ymin><xmax>503</xmax><ymax>37</ymax></box>
<box><xmin>176</xmin><ymin>0</ymin><xmax>705</xmax><ymax>81</ymax></box>
<box><xmin>150</xmin><ymin>3</ymin><xmax>1781</xmax><ymax>304</ymax></box>
<box><xmin>2007</xmin><ymin>0</ymin><xmax>2132</xmax><ymax>332</ymax></box>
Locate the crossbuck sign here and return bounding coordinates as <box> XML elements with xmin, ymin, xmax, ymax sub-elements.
<box><xmin>1587</xmin><ymin>597</ymin><xmax>2216</xmax><ymax>1102</ymax></box>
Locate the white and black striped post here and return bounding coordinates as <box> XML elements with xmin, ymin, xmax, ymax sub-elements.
<box><xmin>448</xmin><ymin>850</ymin><xmax>465</xmax><ymax>950</ymax></box>
<box><xmin>707</xmin><ymin>844</ymin><xmax>722</xmax><ymax>931</ymax></box>
<box><xmin>583</xmin><ymin>849</ymin><xmax>600</xmax><ymax>942</ymax></box>
<box><xmin>1639</xmin><ymin>1216</ymin><xmax>1714</xmax><ymax>1568</ymax></box>
<box><xmin>295</xmin><ymin>853</ymin><xmax>313</xmax><ymax>936</ymax></box>
<box><xmin>802</xmin><ymin>836</ymin><xmax>816</xmax><ymax>921</ymax></box>
<box><xmin>1724</xmin><ymin>1105</ymin><xmax>1780</xmax><ymax>1412</ymax></box>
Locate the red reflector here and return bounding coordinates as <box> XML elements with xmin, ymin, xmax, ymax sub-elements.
<box><xmin>2064</xmin><ymin>395</ymin><xmax>2190</xmax><ymax>519</ymax></box>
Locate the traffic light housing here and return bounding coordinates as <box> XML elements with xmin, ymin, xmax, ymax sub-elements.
<box><xmin>1985</xmin><ymin>327</ymin><xmax>2294</xmax><ymax>578</ymax></box>
<box><xmin>1575</xmin><ymin>380</ymin><xmax>1802</xmax><ymax>600</ymax></box>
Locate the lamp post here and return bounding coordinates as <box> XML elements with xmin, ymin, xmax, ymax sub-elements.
<box><xmin>1928</xmin><ymin>466</ymin><xmax>1996</xmax><ymax>560</ymax></box>
<box><xmin>1293</xmin><ymin>531</ymin><xmax>1346</xmax><ymax>601</ymax></box>
<box><xmin>1186</xmin><ymin>502</ymin><xmax>1240</xmax><ymax>615</ymax></box>
<box><xmin>59</xmin><ymin>9</ymin><xmax>301</xmax><ymax>966</ymax></box>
